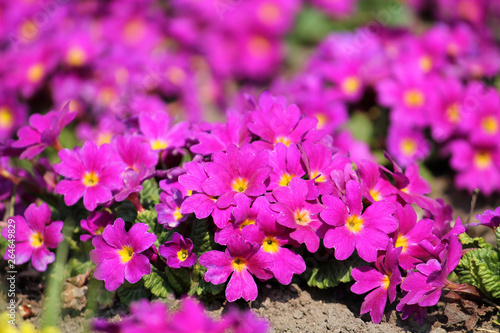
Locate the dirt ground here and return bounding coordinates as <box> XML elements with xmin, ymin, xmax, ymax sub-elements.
<box><xmin>2</xmin><ymin>175</ymin><xmax>500</xmax><ymax>332</ymax></box>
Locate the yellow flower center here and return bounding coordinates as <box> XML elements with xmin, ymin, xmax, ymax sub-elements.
<box><xmin>262</xmin><ymin>236</ymin><xmax>279</xmax><ymax>253</ymax></box>
<box><xmin>395</xmin><ymin>234</ymin><xmax>408</xmax><ymax>252</ymax></box>
<box><xmin>173</xmin><ymin>207</ymin><xmax>183</xmax><ymax>221</ymax></box>
<box><xmin>294</xmin><ymin>209</ymin><xmax>311</xmax><ymax>226</ymax></box>
<box><xmin>474</xmin><ymin>151</ymin><xmax>492</xmax><ymax>170</ymax></box>
<box><xmin>177</xmin><ymin>249</ymin><xmax>188</xmax><ymax>262</ymax></box>
<box><xmin>346</xmin><ymin>214</ymin><xmax>364</xmax><ymax>233</ymax></box>
<box><xmin>446</xmin><ymin>103</ymin><xmax>460</xmax><ymax>123</ymax></box>
<box><xmin>481</xmin><ymin>116</ymin><xmax>498</xmax><ymax>135</ymax></box>
<box><xmin>27</xmin><ymin>63</ymin><xmax>45</xmax><ymax>83</ymax></box>
<box><xmin>66</xmin><ymin>46</ymin><xmax>87</xmax><ymax>67</ymax></box>
<box><xmin>419</xmin><ymin>56</ymin><xmax>432</xmax><ymax>72</ymax></box>
<box><xmin>118</xmin><ymin>245</ymin><xmax>134</xmax><ymax>263</ymax></box>
<box><xmin>279</xmin><ymin>173</ymin><xmax>295</xmax><ymax>186</ymax></box>
<box><xmin>231</xmin><ymin>257</ymin><xmax>247</xmax><ymax>272</ymax></box>
<box><xmin>115</xmin><ymin>67</ymin><xmax>129</xmax><ymax>85</ymax></box>
<box><xmin>97</xmin><ymin>132</ymin><xmax>113</xmax><ymax>146</ymax></box>
<box><xmin>123</xmin><ymin>19</ymin><xmax>146</xmax><ymax>44</ymax></box>
<box><xmin>95</xmin><ymin>227</ymin><xmax>105</xmax><ymax>235</ymax></box>
<box><xmin>167</xmin><ymin>66</ymin><xmax>186</xmax><ymax>85</ymax></box>
<box><xmin>240</xmin><ymin>219</ymin><xmax>255</xmax><ymax>230</ymax></box>
<box><xmin>310</xmin><ymin>170</ymin><xmax>326</xmax><ymax>183</ymax></box>
<box><xmin>369</xmin><ymin>189</ymin><xmax>382</xmax><ymax>202</ymax></box>
<box><xmin>403</xmin><ymin>89</ymin><xmax>425</xmax><ymax>108</ymax></box>
<box><xmin>231</xmin><ymin>177</ymin><xmax>249</xmax><ymax>193</ymax></box>
<box><xmin>30</xmin><ymin>231</ymin><xmax>44</xmax><ymax>248</ymax></box>
<box><xmin>98</xmin><ymin>87</ymin><xmax>116</xmax><ymax>105</ymax></box>
<box><xmin>275</xmin><ymin>136</ymin><xmax>292</xmax><ymax>147</ymax></box>
<box><xmin>0</xmin><ymin>107</ymin><xmax>13</xmax><ymax>129</ymax></box>
<box><xmin>83</xmin><ymin>171</ymin><xmax>99</xmax><ymax>187</ymax></box>
<box><xmin>382</xmin><ymin>274</ymin><xmax>391</xmax><ymax>289</ymax></box>
<box><xmin>257</xmin><ymin>2</ymin><xmax>281</xmax><ymax>24</ymax></box>
<box><xmin>314</xmin><ymin>113</ymin><xmax>327</xmax><ymax>129</ymax></box>
<box><xmin>151</xmin><ymin>139</ymin><xmax>168</xmax><ymax>150</ymax></box>
<box><xmin>248</xmin><ymin>36</ymin><xmax>271</xmax><ymax>58</ymax></box>
<box><xmin>19</xmin><ymin>20</ymin><xmax>38</xmax><ymax>39</ymax></box>
<box><xmin>341</xmin><ymin>76</ymin><xmax>361</xmax><ymax>95</ymax></box>
<box><xmin>400</xmin><ymin>138</ymin><xmax>417</xmax><ymax>157</ymax></box>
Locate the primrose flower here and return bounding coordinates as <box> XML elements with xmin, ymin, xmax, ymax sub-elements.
<box><xmin>320</xmin><ymin>180</ymin><xmax>397</xmax><ymax>262</ymax></box>
<box><xmin>271</xmin><ymin>177</ymin><xmax>324</xmax><ymax>252</ymax></box>
<box><xmin>471</xmin><ymin>207</ymin><xmax>500</xmax><ymax>229</ymax></box>
<box><xmin>139</xmin><ymin>111</ymin><xmax>189</xmax><ymax>152</ymax></box>
<box><xmin>386</xmin><ymin>126</ymin><xmax>431</xmax><ymax>167</ymax></box>
<box><xmin>242</xmin><ymin>200</ymin><xmax>306</xmax><ymax>285</ymax></box>
<box><xmin>159</xmin><ymin>232</ymin><xmax>196</xmax><ymax>268</ymax></box>
<box><xmin>267</xmin><ymin>142</ymin><xmax>305</xmax><ymax>190</ymax></box>
<box><xmin>12</xmin><ymin>105</ymin><xmax>76</xmax><ymax>159</ymax></box>
<box><xmin>351</xmin><ymin>243</ymin><xmax>402</xmax><ymax>324</ymax></box>
<box><xmin>199</xmin><ymin>235</ymin><xmax>273</xmax><ymax>302</ymax></box>
<box><xmin>90</xmin><ymin>218</ymin><xmax>157</xmax><ymax>291</ymax></box>
<box><xmin>112</xmin><ymin>135</ymin><xmax>158</xmax><ymax>171</ymax></box>
<box><xmin>156</xmin><ymin>186</ymin><xmax>187</xmax><ymax>229</ymax></box>
<box><xmin>1</xmin><ymin>203</ymin><xmax>64</xmax><ymax>272</ymax></box>
<box><xmin>202</xmin><ymin>144</ymin><xmax>272</xmax><ymax>209</ymax></box>
<box><xmin>80</xmin><ymin>211</ymin><xmax>114</xmax><ymax>242</ymax></box>
<box><xmin>397</xmin><ymin>235</ymin><xmax>462</xmax><ymax>309</ymax></box>
<box><xmin>54</xmin><ymin>141</ymin><xmax>126</xmax><ymax>211</ymax></box>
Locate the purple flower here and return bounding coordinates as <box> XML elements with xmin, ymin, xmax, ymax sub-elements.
<box><xmin>80</xmin><ymin>211</ymin><xmax>114</xmax><ymax>242</ymax></box>
<box><xmin>386</xmin><ymin>126</ymin><xmax>431</xmax><ymax>167</ymax></box>
<box><xmin>159</xmin><ymin>233</ymin><xmax>196</xmax><ymax>268</ymax></box>
<box><xmin>320</xmin><ymin>180</ymin><xmax>397</xmax><ymax>262</ymax></box>
<box><xmin>90</xmin><ymin>218</ymin><xmax>157</xmax><ymax>291</ymax></box>
<box><xmin>199</xmin><ymin>235</ymin><xmax>273</xmax><ymax>302</ymax></box>
<box><xmin>54</xmin><ymin>141</ymin><xmax>125</xmax><ymax>211</ymax></box>
<box><xmin>267</xmin><ymin>143</ymin><xmax>305</xmax><ymax>190</ymax></box>
<box><xmin>202</xmin><ymin>144</ymin><xmax>272</xmax><ymax>209</ymax></box>
<box><xmin>471</xmin><ymin>207</ymin><xmax>500</xmax><ymax>228</ymax></box>
<box><xmin>1</xmin><ymin>203</ymin><xmax>64</xmax><ymax>272</ymax></box>
<box><xmin>139</xmin><ymin>111</ymin><xmax>189</xmax><ymax>152</ymax></box>
<box><xmin>156</xmin><ymin>187</ymin><xmax>187</xmax><ymax>229</ymax></box>
<box><xmin>351</xmin><ymin>243</ymin><xmax>402</xmax><ymax>324</ymax></box>
<box><xmin>397</xmin><ymin>235</ymin><xmax>462</xmax><ymax>309</ymax></box>
<box><xmin>12</xmin><ymin>105</ymin><xmax>76</xmax><ymax>159</ymax></box>
<box><xmin>179</xmin><ymin>161</ymin><xmax>232</xmax><ymax>228</ymax></box>
<box><xmin>112</xmin><ymin>135</ymin><xmax>158</xmax><ymax>171</ymax></box>
<box><xmin>242</xmin><ymin>200</ymin><xmax>306</xmax><ymax>285</ymax></box>
<box><xmin>271</xmin><ymin>177</ymin><xmax>324</xmax><ymax>252</ymax></box>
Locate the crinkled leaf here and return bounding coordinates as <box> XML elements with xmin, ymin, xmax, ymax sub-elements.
<box><xmin>496</xmin><ymin>228</ymin><xmax>500</xmax><ymax>249</ymax></box>
<box><xmin>455</xmin><ymin>247</ymin><xmax>500</xmax><ymax>300</ymax></box>
<box><xmin>195</xmin><ymin>278</ymin><xmax>226</xmax><ymax>296</ymax></box>
<box><xmin>190</xmin><ymin>219</ymin><xmax>217</xmax><ymax>255</ymax></box>
<box><xmin>117</xmin><ymin>281</ymin><xmax>150</xmax><ymax>306</ymax></box>
<box><xmin>66</xmin><ymin>258</ymin><xmax>95</xmax><ymax>277</ymax></box>
<box><xmin>306</xmin><ymin>256</ymin><xmax>364</xmax><ymax>289</ymax></box>
<box><xmin>165</xmin><ymin>267</ymin><xmax>191</xmax><ymax>295</ymax></box>
<box><xmin>135</xmin><ymin>209</ymin><xmax>157</xmax><ymax>232</ymax></box>
<box><xmin>459</xmin><ymin>233</ymin><xmax>493</xmax><ymax>250</ymax></box>
<box><xmin>143</xmin><ymin>266</ymin><xmax>172</xmax><ymax>298</ymax></box>
<box><xmin>140</xmin><ymin>178</ymin><xmax>160</xmax><ymax>209</ymax></box>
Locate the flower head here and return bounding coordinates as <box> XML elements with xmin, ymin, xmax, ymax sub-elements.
<box><xmin>80</xmin><ymin>211</ymin><xmax>114</xmax><ymax>242</ymax></box>
<box><xmin>159</xmin><ymin>232</ymin><xmax>196</xmax><ymax>268</ymax></box>
<box><xmin>1</xmin><ymin>203</ymin><xmax>64</xmax><ymax>271</ymax></box>
<box><xmin>90</xmin><ymin>218</ymin><xmax>157</xmax><ymax>291</ymax></box>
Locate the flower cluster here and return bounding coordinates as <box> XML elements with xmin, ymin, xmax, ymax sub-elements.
<box><xmin>93</xmin><ymin>298</ymin><xmax>269</xmax><ymax>333</ymax></box>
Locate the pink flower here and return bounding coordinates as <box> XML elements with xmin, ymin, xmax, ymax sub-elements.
<box><xmin>54</xmin><ymin>141</ymin><xmax>126</xmax><ymax>211</ymax></box>
<box><xmin>320</xmin><ymin>180</ymin><xmax>397</xmax><ymax>262</ymax></box>
<box><xmin>1</xmin><ymin>203</ymin><xmax>64</xmax><ymax>272</ymax></box>
<box><xmin>90</xmin><ymin>218</ymin><xmax>157</xmax><ymax>291</ymax></box>
<box><xmin>199</xmin><ymin>235</ymin><xmax>273</xmax><ymax>302</ymax></box>
<box><xmin>159</xmin><ymin>232</ymin><xmax>196</xmax><ymax>268</ymax></box>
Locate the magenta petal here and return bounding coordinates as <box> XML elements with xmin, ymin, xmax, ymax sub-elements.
<box><xmin>94</xmin><ymin>257</ymin><xmax>125</xmax><ymax>291</ymax></box>
<box><xmin>360</xmin><ymin>286</ymin><xmax>388</xmax><ymax>324</ymax></box>
<box><xmin>24</xmin><ymin>203</ymin><xmax>50</xmax><ymax>232</ymax></box>
<box><xmin>324</xmin><ymin>227</ymin><xmax>355</xmax><ymax>260</ymax></box>
<box><xmin>345</xmin><ymin>180</ymin><xmax>363</xmax><ymax>215</ymax></box>
<box><xmin>351</xmin><ymin>266</ymin><xmax>385</xmax><ymax>294</ymax></box>
<box><xmin>355</xmin><ymin>229</ymin><xmax>389</xmax><ymax>262</ymax></box>
<box><xmin>362</xmin><ymin>201</ymin><xmax>397</xmax><ymax>233</ymax></box>
<box><xmin>84</xmin><ymin>185</ymin><xmax>113</xmax><ymax>211</ymax></box>
<box><xmin>124</xmin><ymin>254</ymin><xmax>151</xmax><ymax>284</ymax></box>
<box><xmin>43</xmin><ymin>221</ymin><xmax>64</xmax><ymax>248</ymax></box>
<box><xmin>31</xmin><ymin>246</ymin><xmax>56</xmax><ymax>272</ymax></box>
<box><xmin>7</xmin><ymin>241</ymin><xmax>33</xmax><ymax>265</ymax></box>
<box><xmin>199</xmin><ymin>250</ymin><xmax>233</xmax><ymax>285</ymax></box>
<box><xmin>289</xmin><ymin>226</ymin><xmax>319</xmax><ymax>252</ymax></box>
<box><xmin>54</xmin><ymin>149</ymin><xmax>85</xmax><ymax>179</ymax></box>
<box><xmin>180</xmin><ymin>194</ymin><xmax>214</xmax><ymax>219</ymax></box>
<box><xmin>272</xmin><ymin>247</ymin><xmax>306</xmax><ymax>285</ymax></box>
<box><xmin>55</xmin><ymin>180</ymin><xmax>86</xmax><ymax>206</ymax></box>
<box><xmin>320</xmin><ymin>196</ymin><xmax>348</xmax><ymax>226</ymax></box>
<box><xmin>128</xmin><ymin>223</ymin><xmax>157</xmax><ymax>253</ymax></box>
<box><xmin>102</xmin><ymin>219</ymin><xmax>128</xmax><ymax>249</ymax></box>
<box><xmin>226</xmin><ymin>269</ymin><xmax>258</xmax><ymax>302</ymax></box>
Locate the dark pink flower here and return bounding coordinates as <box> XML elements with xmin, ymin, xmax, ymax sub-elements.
<box><xmin>159</xmin><ymin>232</ymin><xmax>196</xmax><ymax>268</ymax></box>
<box><xmin>80</xmin><ymin>211</ymin><xmax>114</xmax><ymax>242</ymax></box>
<box><xmin>320</xmin><ymin>180</ymin><xmax>397</xmax><ymax>262</ymax></box>
<box><xmin>199</xmin><ymin>235</ymin><xmax>273</xmax><ymax>302</ymax></box>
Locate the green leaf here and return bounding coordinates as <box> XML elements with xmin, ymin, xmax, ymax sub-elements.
<box><xmin>140</xmin><ymin>178</ymin><xmax>160</xmax><ymax>209</ymax></box>
<box><xmin>496</xmin><ymin>228</ymin><xmax>500</xmax><ymax>249</ymax></box>
<box><xmin>345</xmin><ymin>112</ymin><xmax>374</xmax><ymax>143</ymax></box>
<box><xmin>115</xmin><ymin>200</ymin><xmax>138</xmax><ymax>223</ymax></box>
<box><xmin>143</xmin><ymin>266</ymin><xmax>173</xmax><ymax>298</ymax></box>
<box><xmin>66</xmin><ymin>258</ymin><xmax>94</xmax><ymax>277</ymax></box>
<box><xmin>455</xmin><ymin>247</ymin><xmax>500</xmax><ymax>299</ymax></box>
<box><xmin>190</xmin><ymin>219</ymin><xmax>217</xmax><ymax>256</ymax></box>
<box><xmin>459</xmin><ymin>233</ymin><xmax>493</xmax><ymax>250</ymax></box>
<box><xmin>195</xmin><ymin>278</ymin><xmax>225</xmax><ymax>296</ymax></box>
<box><xmin>136</xmin><ymin>209</ymin><xmax>158</xmax><ymax>232</ymax></box>
<box><xmin>307</xmin><ymin>256</ymin><xmax>364</xmax><ymax>289</ymax></box>
<box><xmin>165</xmin><ymin>267</ymin><xmax>191</xmax><ymax>295</ymax></box>
<box><xmin>117</xmin><ymin>281</ymin><xmax>150</xmax><ymax>306</ymax></box>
